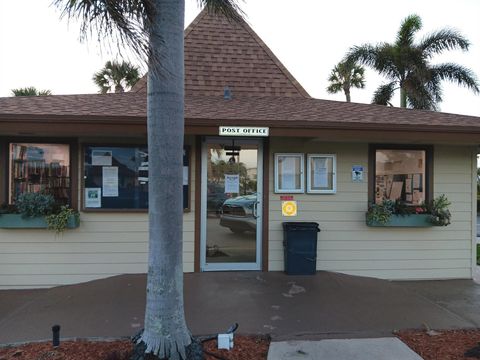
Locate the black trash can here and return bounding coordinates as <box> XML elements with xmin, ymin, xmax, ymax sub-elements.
<box><xmin>283</xmin><ymin>222</ymin><xmax>320</xmax><ymax>275</ymax></box>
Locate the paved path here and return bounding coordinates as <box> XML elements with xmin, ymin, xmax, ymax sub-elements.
<box><xmin>0</xmin><ymin>272</ymin><xmax>479</xmax><ymax>345</ymax></box>
<box><xmin>267</xmin><ymin>338</ymin><xmax>423</xmax><ymax>360</ymax></box>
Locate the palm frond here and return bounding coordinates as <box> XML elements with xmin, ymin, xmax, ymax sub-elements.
<box><xmin>372</xmin><ymin>82</ymin><xmax>397</xmax><ymax>106</ymax></box>
<box><xmin>11</xmin><ymin>87</ymin><xmax>51</xmax><ymax>96</ymax></box>
<box><xmin>350</xmin><ymin>65</ymin><xmax>366</xmax><ymax>89</ymax></box>
<box><xmin>326</xmin><ymin>82</ymin><xmax>342</xmax><ymax>94</ymax></box>
<box><xmin>54</xmin><ymin>0</ymin><xmax>155</xmax><ymax>61</ymax></box>
<box><xmin>430</xmin><ymin>63</ymin><xmax>480</xmax><ymax>93</ymax></box>
<box><xmin>419</xmin><ymin>29</ymin><xmax>470</xmax><ymax>58</ymax></box>
<box><xmin>93</xmin><ymin>60</ymin><xmax>141</xmax><ymax>93</ymax></box>
<box><xmin>396</xmin><ymin>14</ymin><xmax>422</xmax><ymax>47</ymax></box>
<box><xmin>199</xmin><ymin>0</ymin><xmax>245</xmax><ymax>22</ymax></box>
<box><xmin>345</xmin><ymin>44</ymin><xmax>378</xmax><ymax>68</ymax></box>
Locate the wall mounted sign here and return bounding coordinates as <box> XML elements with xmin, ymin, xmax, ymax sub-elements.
<box><xmin>282</xmin><ymin>201</ymin><xmax>297</xmax><ymax>217</ymax></box>
<box><xmin>219</xmin><ymin>126</ymin><xmax>269</xmax><ymax>137</ymax></box>
<box><xmin>352</xmin><ymin>165</ymin><xmax>364</xmax><ymax>182</ymax></box>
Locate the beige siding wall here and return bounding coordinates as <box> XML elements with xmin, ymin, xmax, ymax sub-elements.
<box><xmin>0</xmin><ymin>138</ymin><xmax>196</xmax><ymax>289</ymax></box>
<box><xmin>0</xmin><ymin>136</ymin><xmax>475</xmax><ymax>288</ymax></box>
<box><xmin>268</xmin><ymin>139</ymin><xmax>475</xmax><ymax>280</ymax></box>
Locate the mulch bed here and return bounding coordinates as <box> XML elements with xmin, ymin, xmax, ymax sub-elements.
<box><xmin>0</xmin><ymin>335</ymin><xmax>270</xmax><ymax>360</ymax></box>
<box><xmin>397</xmin><ymin>329</ymin><xmax>480</xmax><ymax>360</ymax></box>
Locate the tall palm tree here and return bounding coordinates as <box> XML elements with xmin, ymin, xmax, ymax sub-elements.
<box><xmin>54</xmin><ymin>1</ymin><xmax>243</xmax><ymax>359</ymax></box>
<box><xmin>11</xmin><ymin>87</ymin><xmax>51</xmax><ymax>96</ymax></box>
<box><xmin>346</xmin><ymin>14</ymin><xmax>479</xmax><ymax>110</ymax></box>
<box><xmin>326</xmin><ymin>60</ymin><xmax>365</xmax><ymax>102</ymax></box>
<box><xmin>93</xmin><ymin>60</ymin><xmax>140</xmax><ymax>93</ymax></box>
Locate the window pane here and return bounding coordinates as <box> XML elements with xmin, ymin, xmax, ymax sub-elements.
<box><xmin>9</xmin><ymin>143</ymin><xmax>71</xmax><ymax>204</ymax></box>
<box><xmin>277</xmin><ymin>155</ymin><xmax>302</xmax><ymax>191</ymax></box>
<box><xmin>84</xmin><ymin>146</ymin><xmax>148</xmax><ymax>209</ymax></box>
<box><xmin>309</xmin><ymin>155</ymin><xmax>334</xmax><ymax>192</ymax></box>
<box><xmin>375</xmin><ymin>149</ymin><xmax>425</xmax><ymax>205</ymax></box>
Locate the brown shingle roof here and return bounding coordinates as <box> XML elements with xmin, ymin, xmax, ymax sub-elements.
<box><xmin>131</xmin><ymin>9</ymin><xmax>309</xmax><ymax>98</ymax></box>
<box><xmin>1</xmin><ymin>93</ymin><xmax>480</xmax><ymax>134</ymax></box>
<box><xmin>0</xmin><ymin>9</ymin><xmax>479</xmax><ymax>135</ymax></box>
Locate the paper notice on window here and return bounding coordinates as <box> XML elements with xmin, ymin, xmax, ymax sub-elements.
<box><xmin>183</xmin><ymin>166</ymin><xmax>189</xmax><ymax>186</ymax></box>
<box><xmin>413</xmin><ymin>174</ymin><xmax>421</xmax><ymax>189</ymax></box>
<box><xmin>390</xmin><ymin>181</ymin><xmax>403</xmax><ymax>200</ymax></box>
<box><xmin>102</xmin><ymin>166</ymin><xmax>119</xmax><ymax>197</ymax></box>
<box><xmin>405</xmin><ymin>177</ymin><xmax>412</xmax><ymax>193</ymax></box>
<box><xmin>85</xmin><ymin>188</ymin><xmax>101</xmax><ymax>208</ymax></box>
<box><xmin>92</xmin><ymin>150</ymin><xmax>112</xmax><ymax>166</ymax></box>
<box><xmin>281</xmin><ymin>157</ymin><xmax>297</xmax><ymax>190</ymax></box>
<box><xmin>224</xmin><ymin>174</ymin><xmax>240</xmax><ymax>193</ymax></box>
<box><xmin>313</xmin><ymin>158</ymin><xmax>328</xmax><ymax>188</ymax></box>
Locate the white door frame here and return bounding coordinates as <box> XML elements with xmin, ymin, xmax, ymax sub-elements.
<box><xmin>200</xmin><ymin>137</ymin><xmax>263</xmax><ymax>271</ymax></box>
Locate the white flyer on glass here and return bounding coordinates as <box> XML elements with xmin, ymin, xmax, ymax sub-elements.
<box><xmin>102</xmin><ymin>166</ymin><xmax>119</xmax><ymax>197</ymax></box>
<box><xmin>85</xmin><ymin>188</ymin><xmax>101</xmax><ymax>208</ymax></box>
<box><xmin>281</xmin><ymin>157</ymin><xmax>296</xmax><ymax>190</ymax></box>
<box><xmin>183</xmin><ymin>166</ymin><xmax>189</xmax><ymax>186</ymax></box>
<box><xmin>92</xmin><ymin>150</ymin><xmax>112</xmax><ymax>166</ymax></box>
<box><xmin>313</xmin><ymin>158</ymin><xmax>328</xmax><ymax>188</ymax></box>
<box><xmin>224</xmin><ymin>174</ymin><xmax>240</xmax><ymax>193</ymax></box>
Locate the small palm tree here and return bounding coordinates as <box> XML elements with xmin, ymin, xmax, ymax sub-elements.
<box><xmin>346</xmin><ymin>14</ymin><xmax>479</xmax><ymax>110</ymax></box>
<box><xmin>11</xmin><ymin>87</ymin><xmax>51</xmax><ymax>96</ymax></box>
<box><xmin>93</xmin><ymin>60</ymin><xmax>140</xmax><ymax>94</ymax></box>
<box><xmin>326</xmin><ymin>60</ymin><xmax>365</xmax><ymax>102</ymax></box>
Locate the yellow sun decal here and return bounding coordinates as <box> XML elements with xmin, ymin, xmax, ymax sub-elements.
<box><xmin>282</xmin><ymin>201</ymin><xmax>297</xmax><ymax>217</ymax></box>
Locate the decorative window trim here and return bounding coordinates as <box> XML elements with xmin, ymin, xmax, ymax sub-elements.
<box><xmin>274</xmin><ymin>153</ymin><xmax>304</xmax><ymax>193</ymax></box>
<box><xmin>368</xmin><ymin>144</ymin><xmax>433</xmax><ymax>205</ymax></box>
<box><xmin>306</xmin><ymin>154</ymin><xmax>337</xmax><ymax>194</ymax></box>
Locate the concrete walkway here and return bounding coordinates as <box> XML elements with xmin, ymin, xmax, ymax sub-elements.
<box><xmin>267</xmin><ymin>338</ymin><xmax>423</xmax><ymax>360</ymax></box>
<box><xmin>0</xmin><ymin>271</ymin><xmax>479</xmax><ymax>345</ymax></box>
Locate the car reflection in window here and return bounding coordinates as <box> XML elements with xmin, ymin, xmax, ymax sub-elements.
<box><xmin>219</xmin><ymin>193</ymin><xmax>257</xmax><ymax>233</ymax></box>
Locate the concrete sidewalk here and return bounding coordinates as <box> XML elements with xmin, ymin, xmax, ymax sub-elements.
<box><xmin>267</xmin><ymin>338</ymin><xmax>423</xmax><ymax>360</ymax></box>
<box><xmin>0</xmin><ymin>271</ymin><xmax>479</xmax><ymax>345</ymax></box>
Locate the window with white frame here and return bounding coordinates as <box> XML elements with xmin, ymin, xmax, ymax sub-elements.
<box><xmin>307</xmin><ymin>154</ymin><xmax>336</xmax><ymax>193</ymax></box>
<box><xmin>274</xmin><ymin>153</ymin><xmax>304</xmax><ymax>193</ymax></box>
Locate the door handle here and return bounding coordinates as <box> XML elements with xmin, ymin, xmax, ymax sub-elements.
<box><xmin>252</xmin><ymin>201</ymin><xmax>260</xmax><ymax>219</ymax></box>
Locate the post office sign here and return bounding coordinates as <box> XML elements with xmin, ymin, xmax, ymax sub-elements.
<box><xmin>219</xmin><ymin>126</ymin><xmax>269</xmax><ymax>137</ymax></box>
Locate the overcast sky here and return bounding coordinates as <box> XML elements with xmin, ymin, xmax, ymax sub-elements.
<box><xmin>0</xmin><ymin>0</ymin><xmax>479</xmax><ymax>116</ymax></box>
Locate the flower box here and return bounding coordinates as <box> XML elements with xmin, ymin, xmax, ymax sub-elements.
<box><xmin>366</xmin><ymin>213</ymin><xmax>433</xmax><ymax>227</ymax></box>
<box><xmin>0</xmin><ymin>214</ymin><xmax>80</xmax><ymax>229</ymax></box>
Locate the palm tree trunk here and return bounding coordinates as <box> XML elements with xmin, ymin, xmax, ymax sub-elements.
<box><xmin>139</xmin><ymin>0</ymin><xmax>191</xmax><ymax>358</ymax></box>
<box><xmin>400</xmin><ymin>87</ymin><xmax>407</xmax><ymax>108</ymax></box>
<box><xmin>344</xmin><ymin>88</ymin><xmax>351</xmax><ymax>102</ymax></box>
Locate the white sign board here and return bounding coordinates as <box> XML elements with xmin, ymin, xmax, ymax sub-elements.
<box><xmin>352</xmin><ymin>165</ymin><xmax>364</xmax><ymax>182</ymax></box>
<box><xmin>219</xmin><ymin>126</ymin><xmax>269</xmax><ymax>137</ymax></box>
<box><xmin>102</xmin><ymin>166</ymin><xmax>119</xmax><ymax>197</ymax></box>
<box><xmin>85</xmin><ymin>188</ymin><xmax>101</xmax><ymax>208</ymax></box>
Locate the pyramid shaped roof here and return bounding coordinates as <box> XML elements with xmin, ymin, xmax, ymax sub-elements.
<box><xmin>132</xmin><ymin>9</ymin><xmax>309</xmax><ymax>98</ymax></box>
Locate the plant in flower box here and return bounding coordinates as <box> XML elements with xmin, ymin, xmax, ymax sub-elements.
<box><xmin>0</xmin><ymin>192</ymin><xmax>79</xmax><ymax>232</ymax></box>
<box><xmin>366</xmin><ymin>195</ymin><xmax>451</xmax><ymax>227</ymax></box>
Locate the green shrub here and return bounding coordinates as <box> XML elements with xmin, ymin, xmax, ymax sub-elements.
<box><xmin>427</xmin><ymin>194</ymin><xmax>451</xmax><ymax>226</ymax></box>
<box><xmin>45</xmin><ymin>206</ymin><xmax>79</xmax><ymax>233</ymax></box>
<box><xmin>16</xmin><ymin>192</ymin><xmax>55</xmax><ymax>218</ymax></box>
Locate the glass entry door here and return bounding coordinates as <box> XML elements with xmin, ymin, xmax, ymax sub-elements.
<box><xmin>201</xmin><ymin>138</ymin><xmax>263</xmax><ymax>271</ymax></box>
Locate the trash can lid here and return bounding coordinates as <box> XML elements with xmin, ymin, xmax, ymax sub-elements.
<box><xmin>282</xmin><ymin>222</ymin><xmax>320</xmax><ymax>231</ymax></box>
